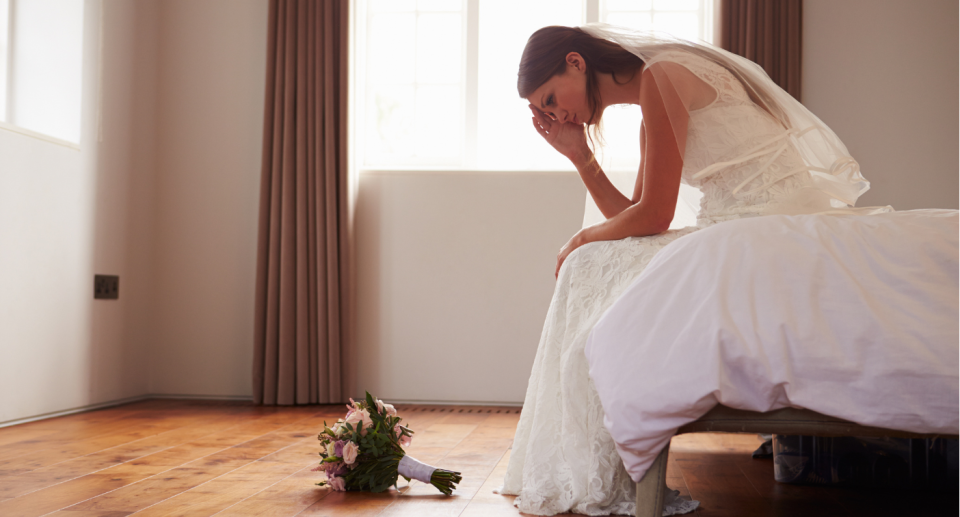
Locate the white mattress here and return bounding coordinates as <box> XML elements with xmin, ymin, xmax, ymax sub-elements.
<box><xmin>584</xmin><ymin>209</ymin><xmax>960</xmax><ymax>483</ymax></box>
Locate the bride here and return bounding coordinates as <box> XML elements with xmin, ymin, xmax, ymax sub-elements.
<box><xmin>499</xmin><ymin>24</ymin><xmax>873</xmax><ymax>516</ymax></box>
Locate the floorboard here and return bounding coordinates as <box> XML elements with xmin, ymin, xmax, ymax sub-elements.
<box><xmin>0</xmin><ymin>400</ymin><xmax>954</xmax><ymax>516</ymax></box>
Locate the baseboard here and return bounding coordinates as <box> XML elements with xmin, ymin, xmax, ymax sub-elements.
<box><xmin>0</xmin><ymin>394</ymin><xmax>152</xmax><ymax>428</ymax></box>
<box><xmin>387</xmin><ymin>399</ymin><xmax>523</xmax><ymax>408</ymax></box>
<box><xmin>0</xmin><ymin>393</ymin><xmax>254</xmax><ymax>429</ymax></box>
<box><xmin>147</xmin><ymin>393</ymin><xmax>254</xmax><ymax>402</ymax></box>
<box><xmin>0</xmin><ymin>394</ymin><xmax>518</xmax><ymax>428</ymax></box>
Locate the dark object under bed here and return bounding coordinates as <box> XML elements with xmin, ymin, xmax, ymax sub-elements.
<box><xmin>635</xmin><ymin>406</ymin><xmax>960</xmax><ymax>517</ymax></box>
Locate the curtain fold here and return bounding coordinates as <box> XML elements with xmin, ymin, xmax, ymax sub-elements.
<box><xmin>254</xmin><ymin>0</ymin><xmax>351</xmax><ymax>405</ymax></box>
<box><xmin>719</xmin><ymin>0</ymin><xmax>802</xmax><ymax>101</ymax></box>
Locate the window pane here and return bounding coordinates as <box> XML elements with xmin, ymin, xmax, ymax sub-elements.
<box><xmin>358</xmin><ymin>0</ymin><xmax>710</xmax><ymax>171</ymax></box>
<box><xmin>0</xmin><ymin>0</ymin><xmax>8</xmax><ymax>122</ymax></box>
<box><xmin>415</xmin><ymin>84</ymin><xmax>460</xmax><ymax>158</ymax></box>
<box><xmin>369</xmin><ymin>13</ymin><xmax>416</xmax><ymax>84</ymax></box>
<box><xmin>652</xmin><ymin>11</ymin><xmax>699</xmax><ymax>41</ymax></box>
<box><xmin>605</xmin><ymin>0</ymin><xmax>652</xmax><ymax>11</ymax></box>
<box><xmin>417</xmin><ymin>0</ymin><xmax>461</xmax><ymax>12</ymax></box>
<box><xmin>600</xmin><ymin>4</ymin><xmax>703</xmax><ymax>172</ymax></box>
<box><xmin>605</xmin><ymin>12</ymin><xmax>653</xmax><ymax>31</ymax></box>
<box><xmin>654</xmin><ymin>0</ymin><xmax>700</xmax><ymax>11</ymax></box>
<box><xmin>416</xmin><ymin>13</ymin><xmax>461</xmax><ymax>84</ymax></box>
<box><xmin>370</xmin><ymin>0</ymin><xmax>415</xmax><ymax>13</ymax></box>
<box><xmin>364</xmin><ymin>3</ymin><xmax>464</xmax><ymax>167</ymax></box>
<box><xmin>476</xmin><ymin>0</ymin><xmax>582</xmax><ymax>171</ymax></box>
<box><xmin>600</xmin><ymin>11</ymin><xmax>646</xmax><ymax>173</ymax></box>
<box><xmin>10</xmin><ymin>0</ymin><xmax>83</xmax><ymax>143</ymax></box>
<box><xmin>596</xmin><ymin>105</ymin><xmax>643</xmax><ymax>173</ymax></box>
<box><xmin>366</xmin><ymin>84</ymin><xmax>416</xmax><ymax>164</ymax></box>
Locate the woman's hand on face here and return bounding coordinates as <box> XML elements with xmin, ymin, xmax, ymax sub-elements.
<box><xmin>530</xmin><ymin>105</ymin><xmax>590</xmax><ymax>162</ymax></box>
<box><xmin>556</xmin><ymin>229</ymin><xmax>591</xmax><ymax>279</ymax></box>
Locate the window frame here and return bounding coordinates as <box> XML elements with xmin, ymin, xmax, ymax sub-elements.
<box><xmin>0</xmin><ymin>0</ymin><xmax>83</xmax><ymax>150</ymax></box>
<box><xmin>351</xmin><ymin>0</ymin><xmax>717</xmax><ymax>173</ymax></box>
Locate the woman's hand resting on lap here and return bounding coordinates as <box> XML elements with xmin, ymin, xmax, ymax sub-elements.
<box><xmin>530</xmin><ymin>105</ymin><xmax>591</xmax><ymax>163</ymax></box>
<box><xmin>556</xmin><ymin>228</ymin><xmax>591</xmax><ymax>279</ymax></box>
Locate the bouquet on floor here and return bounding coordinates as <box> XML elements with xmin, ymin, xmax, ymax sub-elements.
<box><xmin>314</xmin><ymin>392</ymin><xmax>462</xmax><ymax>495</ymax></box>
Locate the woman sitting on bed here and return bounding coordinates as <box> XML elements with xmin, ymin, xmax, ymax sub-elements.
<box><xmin>499</xmin><ymin>24</ymin><xmax>875</xmax><ymax>516</ymax></box>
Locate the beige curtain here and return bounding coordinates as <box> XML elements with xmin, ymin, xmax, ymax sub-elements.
<box><xmin>719</xmin><ymin>0</ymin><xmax>803</xmax><ymax>100</ymax></box>
<box><xmin>253</xmin><ymin>0</ymin><xmax>352</xmax><ymax>405</ymax></box>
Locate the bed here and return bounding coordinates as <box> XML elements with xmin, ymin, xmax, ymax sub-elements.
<box><xmin>582</xmin><ymin>209</ymin><xmax>960</xmax><ymax>516</ymax></box>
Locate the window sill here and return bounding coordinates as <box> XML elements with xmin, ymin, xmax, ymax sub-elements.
<box><xmin>0</xmin><ymin>121</ymin><xmax>80</xmax><ymax>151</ymax></box>
<box><xmin>358</xmin><ymin>168</ymin><xmax>582</xmax><ymax>176</ymax></box>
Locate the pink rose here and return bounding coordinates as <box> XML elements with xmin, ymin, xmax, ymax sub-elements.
<box><xmin>328</xmin><ymin>476</ymin><xmax>346</xmax><ymax>491</ymax></box>
<box><xmin>342</xmin><ymin>441</ymin><xmax>359</xmax><ymax>465</ymax></box>
<box><xmin>358</xmin><ymin>409</ymin><xmax>372</xmax><ymax>428</ymax></box>
<box><xmin>383</xmin><ymin>403</ymin><xmax>397</xmax><ymax>417</ymax></box>
<box><xmin>344</xmin><ymin>409</ymin><xmax>363</xmax><ymax>429</ymax></box>
<box><xmin>346</xmin><ymin>409</ymin><xmax>372</xmax><ymax>435</ymax></box>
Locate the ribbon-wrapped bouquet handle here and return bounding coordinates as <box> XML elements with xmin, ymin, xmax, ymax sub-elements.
<box><xmin>314</xmin><ymin>392</ymin><xmax>462</xmax><ymax>495</ymax></box>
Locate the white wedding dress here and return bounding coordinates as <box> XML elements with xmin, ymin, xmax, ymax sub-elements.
<box><xmin>500</xmin><ymin>49</ymin><xmax>839</xmax><ymax>516</ymax></box>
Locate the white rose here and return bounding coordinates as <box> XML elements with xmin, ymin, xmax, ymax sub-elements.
<box><xmin>342</xmin><ymin>441</ymin><xmax>359</xmax><ymax>465</ymax></box>
<box><xmin>382</xmin><ymin>403</ymin><xmax>397</xmax><ymax>417</ymax></box>
<box><xmin>326</xmin><ymin>441</ymin><xmax>338</xmax><ymax>458</ymax></box>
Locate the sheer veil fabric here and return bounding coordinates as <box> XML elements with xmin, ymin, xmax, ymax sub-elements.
<box><xmin>502</xmin><ymin>24</ymin><xmax>883</xmax><ymax>516</ymax></box>
<box><xmin>579</xmin><ymin>24</ymin><xmax>875</xmax><ymax>226</ymax></box>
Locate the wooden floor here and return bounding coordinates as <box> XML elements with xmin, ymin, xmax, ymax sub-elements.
<box><xmin>0</xmin><ymin>400</ymin><xmax>955</xmax><ymax>517</ymax></box>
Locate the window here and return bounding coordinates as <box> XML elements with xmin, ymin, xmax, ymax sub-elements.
<box><xmin>353</xmin><ymin>0</ymin><xmax>714</xmax><ymax>171</ymax></box>
<box><xmin>0</xmin><ymin>0</ymin><xmax>84</xmax><ymax>145</ymax></box>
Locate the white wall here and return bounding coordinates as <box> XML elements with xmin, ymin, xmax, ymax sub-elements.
<box><xmin>0</xmin><ymin>0</ymin><xmax>157</xmax><ymax>423</ymax></box>
<box><xmin>0</xmin><ymin>0</ymin><xmax>266</xmax><ymax>424</ymax></box>
<box><xmin>147</xmin><ymin>0</ymin><xmax>267</xmax><ymax>398</ymax></box>
<box><xmin>803</xmin><ymin>0</ymin><xmax>958</xmax><ymax>210</ymax></box>
<box><xmin>3</xmin><ymin>0</ymin><xmax>958</xmax><ymax>423</ymax></box>
<box><xmin>355</xmin><ymin>171</ymin><xmax>584</xmax><ymax>403</ymax></box>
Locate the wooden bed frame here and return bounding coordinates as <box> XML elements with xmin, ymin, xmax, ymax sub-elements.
<box><xmin>635</xmin><ymin>406</ymin><xmax>959</xmax><ymax>517</ymax></box>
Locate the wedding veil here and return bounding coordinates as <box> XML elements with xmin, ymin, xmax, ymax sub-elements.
<box><xmin>577</xmin><ymin>24</ymin><xmax>872</xmax><ymax>227</ymax></box>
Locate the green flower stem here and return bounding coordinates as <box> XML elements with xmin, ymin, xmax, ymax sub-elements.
<box><xmin>429</xmin><ymin>468</ymin><xmax>463</xmax><ymax>496</ymax></box>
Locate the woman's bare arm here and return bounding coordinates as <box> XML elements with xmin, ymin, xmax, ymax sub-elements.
<box><xmin>585</xmin><ymin>65</ymin><xmax>686</xmax><ymax>240</ymax></box>
<box><xmin>530</xmin><ymin>107</ymin><xmax>633</xmax><ymax>218</ymax></box>
<box><xmin>554</xmin><ymin>65</ymin><xmax>687</xmax><ymax>276</ymax></box>
<box><xmin>569</xmin><ymin>147</ymin><xmax>633</xmax><ymax>219</ymax></box>
<box><xmin>632</xmin><ymin>120</ymin><xmax>646</xmax><ymax>203</ymax></box>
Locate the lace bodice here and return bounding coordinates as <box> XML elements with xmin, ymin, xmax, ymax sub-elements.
<box><xmin>647</xmin><ymin>51</ymin><xmax>815</xmax><ymax>225</ymax></box>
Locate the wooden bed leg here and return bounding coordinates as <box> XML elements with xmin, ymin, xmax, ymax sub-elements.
<box><xmin>636</xmin><ymin>444</ymin><xmax>669</xmax><ymax>517</ymax></box>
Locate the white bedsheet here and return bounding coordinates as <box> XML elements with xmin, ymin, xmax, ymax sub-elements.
<box><xmin>584</xmin><ymin>209</ymin><xmax>960</xmax><ymax>483</ymax></box>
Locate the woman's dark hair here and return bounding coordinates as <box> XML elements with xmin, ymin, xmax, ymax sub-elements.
<box><xmin>518</xmin><ymin>26</ymin><xmax>644</xmax><ymax>128</ymax></box>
